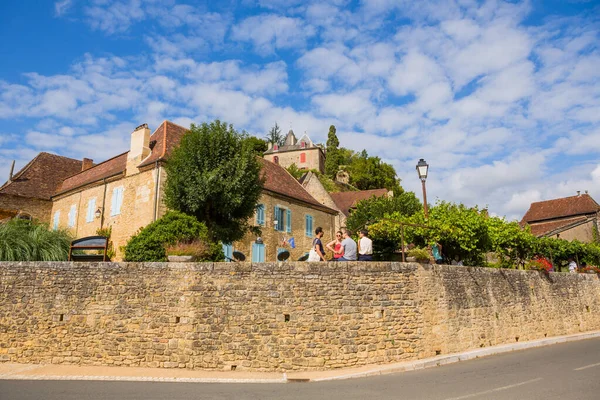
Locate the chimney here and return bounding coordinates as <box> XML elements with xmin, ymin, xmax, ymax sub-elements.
<box><xmin>8</xmin><ymin>160</ymin><xmax>15</xmax><ymax>183</ymax></box>
<box><xmin>126</xmin><ymin>123</ymin><xmax>151</xmax><ymax>175</ymax></box>
<box><xmin>82</xmin><ymin>158</ymin><xmax>94</xmax><ymax>171</ymax></box>
<box><xmin>577</xmin><ymin>190</ymin><xmax>581</xmax><ymax>197</ymax></box>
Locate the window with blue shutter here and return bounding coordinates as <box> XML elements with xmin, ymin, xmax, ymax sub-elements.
<box><xmin>53</xmin><ymin>211</ymin><xmax>60</xmax><ymax>230</ymax></box>
<box><xmin>86</xmin><ymin>198</ymin><xmax>96</xmax><ymax>223</ymax></box>
<box><xmin>68</xmin><ymin>205</ymin><xmax>77</xmax><ymax>227</ymax></box>
<box><xmin>274</xmin><ymin>206</ymin><xmax>285</xmax><ymax>231</ymax></box>
<box><xmin>111</xmin><ymin>187</ymin><xmax>124</xmax><ymax>216</ymax></box>
<box><xmin>252</xmin><ymin>243</ymin><xmax>265</xmax><ymax>262</ymax></box>
<box><xmin>256</xmin><ymin>204</ymin><xmax>265</xmax><ymax>226</ymax></box>
<box><xmin>286</xmin><ymin>209</ymin><xmax>291</xmax><ymax>233</ymax></box>
<box><xmin>305</xmin><ymin>215</ymin><xmax>313</xmax><ymax>237</ymax></box>
<box><xmin>222</xmin><ymin>243</ymin><xmax>233</xmax><ymax>262</ymax></box>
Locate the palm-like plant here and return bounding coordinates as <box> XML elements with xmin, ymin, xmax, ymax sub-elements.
<box><xmin>0</xmin><ymin>219</ymin><xmax>72</xmax><ymax>261</ymax></box>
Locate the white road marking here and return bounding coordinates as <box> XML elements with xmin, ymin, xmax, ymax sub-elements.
<box><xmin>574</xmin><ymin>362</ymin><xmax>600</xmax><ymax>371</ymax></box>
<box><xmin>443</xmin><ymin>378</ymin><xmax>543</xmax><ymax>400</ymax></box>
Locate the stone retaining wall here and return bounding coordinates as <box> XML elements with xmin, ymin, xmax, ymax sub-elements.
<box><xmin>0</xmin><ymin>262</ymin><xmax>599</xmax><ymax>371</ymax></box>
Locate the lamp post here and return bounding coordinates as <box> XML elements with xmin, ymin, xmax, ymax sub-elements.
<box><xmin>416</xmin><ymin>158</ymin><xmax>429</xmax><ymax>219</ymax></box>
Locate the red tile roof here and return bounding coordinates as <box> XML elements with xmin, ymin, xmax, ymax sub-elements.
<box><xmin>521</xmin><ymin>194</ymin><xmax>600</xmax><ymax>223</ymax></box>
<box><xmin>0</xmin><ymin>152</ymin><xmax>82</xmax><ymax>200</ymax></box>
<box><xmin>56</xmin><ymin>152</ymin><xmax>128</xmax><ymax>195</ymax></box>
<box><xmin>55</xmin><ymin>121</ymin><xmax>189</xmax><ymax>195</ymax></box>
<box><xmin>330</xmin><ymin>189</ymin><xmax>389</xmax><ymax>216</ymax></box>
<box><xmin>138</xmin><ymin>121</ymin><xmax>188</xmax><ymax>167</ymax></box>
<box><xmin>260</xmin><ymin>158</ymin><xmax>337</xmax><ymax>214</ymax></box>
<box><xmin>528</xmin><ymin>216</ymin><xmax>589</xmax><ymax>237</ymax></box>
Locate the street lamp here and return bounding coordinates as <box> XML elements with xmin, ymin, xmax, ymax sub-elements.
<box><xmin>416</xmin><ymin>158</ymin><xmax>429</xmax><ymax>219</ymax></box>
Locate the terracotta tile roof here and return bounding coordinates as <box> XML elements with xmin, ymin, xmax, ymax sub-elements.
<box><xmin>0</xmin><ymin>152</ymin><xmax>82</xmax><ymax>200</ymax></box>
<box><xmin>54</xmin><ymin>121</ymin><xmax>189</xmax><ymax>195</ymax></box>
<box><xmin>521</xmin><ymin>194</ymin><xmax>600</xmax><ymax>223</ymax></box>
<box><xmin>330</xmin><ymin>189</ymin><xmax>389</xmax><ymax>216</ymax></box>
<box><xmin>56</xmin><ymin>152</ymin><xmax>128</xmax><ymax>195</ymax></box>
<box><xmin>528</xmin><ymin>216</ymin><xmax>589</xmax><ymax>237</ymax></box>
<box><xmin>260</xmin><ymin>158</ymin><xmax>337</xmax><ymax>214</ymax></box>
<box><xmin>138</xmin><ymin>121</ymin><xmax>188</xmax><ymax>167</ymax></box>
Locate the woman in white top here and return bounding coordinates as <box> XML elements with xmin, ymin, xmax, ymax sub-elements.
<box><xmin>358</xmin><ymin>229</ymin><xmax>373</xmax><ymax>261</ymax></box>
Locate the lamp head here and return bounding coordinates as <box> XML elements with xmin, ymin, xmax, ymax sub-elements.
<box><xmin>416</xmin><ymin>158</ymin><xmax>429</xmax><ymax>181</ymax></box>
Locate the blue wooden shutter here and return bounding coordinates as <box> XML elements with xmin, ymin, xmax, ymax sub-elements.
<box><xmin>222</xmin><ymin>243</ymin><xmax>233</xmax><ymax>262</ymax></box>
<box><xmin>68</xmin><ymin>205</ymin><xmax>76</xmax><ymax>227</ymax></box>
<box><xmin>111</xmin><ymin>188</ymin><xmax>118</xmax><ymax>216</ymax></box>
<box><xmin>86</xmin><ymin>198</ymin><xmax>96</xmax><ymax>223</ymax></box>
<box><xmin>53</xmin><ymin>211</ymin><xmax>60</xmax><ymax>230</ymax></box>
<box><xmin>286</xmin><ymin>209</ymin><xmax>291</xmax><ymax>233</ymax></box>
<box><xmin>259</xmin><ymin>244</ymin><xmax>265</xmax><ymax>262</ymax></box>
<box><xmin>305</xmin><ymin>215</ymin><xmax>313</xmax><ymax>237</ymax></box>
<box><xmin>252</xmin><ymin>243</ymin><xmax>265</xmax><ymax>262</ymax></box>
<box><xmin>256</xmin><ymin>204</ymin><xmax>265</xmax><ymax>226</ymax></box>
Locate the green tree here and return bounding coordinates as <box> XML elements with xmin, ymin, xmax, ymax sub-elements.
<box><xmin>286</xmin><ymin>163</ymin><xmax>305</xmax><ymax>180</ymax></box>
<box><xmin>123</xmin><ymin>211</ymin><xmax>223</xmax><ymax>262</ymax></box>
<box><xmin>266</xmin><ymin>122</ymin><xmax>284</xmax><ymax>147</ymax></box>
<box><xmin>164</xmin><ymin>120</ymin><xmax>264</xmax><ymax>243</ymax></box>
<box><xmin>347</xmin><ymin>150</ymin><xmax>402</xmax><ymax>193</ymax></box>
<box><xmin>325</xmin><ymin>125</ymin><xmax>341</xmax><ymax>178</ymax></box>
<box><xmin>346</xmin><ymin>192</ymin><xmax>422</xmax><ymax>233</ymax></box>
<box><xmin>243</xmin><ymin>136</ymin><xmax>268</xmax><ymax>155</ymax></box>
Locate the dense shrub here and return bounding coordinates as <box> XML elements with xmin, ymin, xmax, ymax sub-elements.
<box><xmin>0</xmin><ymin>219</ymin><xmax>72</xmax><ymax>261</ymax></box>
<box><xmin>123</xmin><ymin>211</ymin><xmax>223</xmax><ymax>262</ymax></box>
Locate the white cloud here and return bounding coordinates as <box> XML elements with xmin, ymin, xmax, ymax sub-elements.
<box><xmin>231</xmin><ymin>14</ymin><xmax>315</xmax><ymax>54</ymax></box>
<box><xmin>54</xmin><ymin>0</ymin><xmax>73</xmax><ymax>16</ymax></box>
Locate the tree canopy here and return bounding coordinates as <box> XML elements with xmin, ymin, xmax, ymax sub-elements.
<box><xmin>325</xmin><ymin>124</ymin><xmax>341</xmax><ymax>178</ymax></box>
<box><xmin>346</xmin><ymin>191</ymin><xmax>422</xmax><ymax>233</ymax></box>
<box><xmin>265</xmin><ymin>122</ymin><xmax>284</xmax><ymax>147</ymax></box>
<box><xmin>345</xmin><ymin>150</ymin><xmax>402</xmax><ymax>193</ymax></box>
<box><xmin>243</xmin><ymin>136</ymin><xmax>268</xmax><ymax>155</ymax></box>
<box><xmin>164</xmin><ymin>120</ymin><xmax>264</xmax><ymax>243</ymax></box>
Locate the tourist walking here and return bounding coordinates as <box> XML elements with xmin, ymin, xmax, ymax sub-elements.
<box><xmin>337</xmin><ymin>229</ymin><xmax>357</xmax><ymax>261</ymax></box>
<box><xmin>326</xmin><ymin>231</ymin><xmax>344</xmax><ymax>261</ymax></box>
<box><xmin>568</xmin><ymin>257</ymin><xmax>578</xmax><ymax>273</ymax></box>
<box><xmin>358</xmin><ymin>229</ymin><xmax>373</xmax><ymax>261</ymax></box>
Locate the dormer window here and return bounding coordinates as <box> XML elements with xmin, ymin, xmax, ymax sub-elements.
<box><xmin>273</xmin><ymin>144</ymin><xmax>279</xmax><ymax>151</ymax></box>
<box><xmin>300</xmin><ymin>142</ymin><xmax>306</xmax><ymax>148</ymax></box>
<box><xmin>273</xmin><ymin>156</ymin><xmax>279</xmax><ymax>164</ymax></box>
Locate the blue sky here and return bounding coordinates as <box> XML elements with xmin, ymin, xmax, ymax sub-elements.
<box><xmin>1</xmin><ymin>0</ymin><xmax>599</xmax><ymax>220</ymax></box>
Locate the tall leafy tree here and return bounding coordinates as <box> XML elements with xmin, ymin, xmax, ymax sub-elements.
<box><xmin>325</xmin><ymin>124</ymin><xmax>341</xmax><ymax>178</ymax></box>
<box><xmin>346</xmin><ymin>191</ymin><xmax>422</xmax><ymax>233</ymax></box>
<box><xmin>164</xmin><ymin>120</ymin><xmax>264</xmax><ymax>243</ymax></box>
<box><xmin>347</xmin><ymin>150</ymin><xmax>402</xmax><ymax>193</ymax></box>
<box><xmin>265</xmin><ymin>122</ymin><xmax>284</xmax><ymax>147</ymax></box>
<box><xmin>243</xmin><ymin>136</ymin><xmax>268</xmax><ymax>155</ymax></box>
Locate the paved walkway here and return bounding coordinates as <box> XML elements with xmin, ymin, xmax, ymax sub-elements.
<box><xmin>2</xmin><ymin>330</ymin><xmax>599</xmax><ymax>383</ymax></box>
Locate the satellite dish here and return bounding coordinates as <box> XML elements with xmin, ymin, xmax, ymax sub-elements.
<box><xmin>233</xmin><ymin>251</ymin><xmax>246</xmax><ymax>262</ymax></box>
<box><xmin>277</xmin><ymin>250</ymin><xmax>290</xmax><ymax>262</ymax></box>
<box><xmin>298</xmin><ymin>253</ymin><xmax>309</xmax><ymax>261</ymax></box>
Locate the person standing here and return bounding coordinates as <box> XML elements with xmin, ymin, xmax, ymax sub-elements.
<box><xmin>358</xmin><ymin>229</ymin><xmax>373</xmax><ymax>261</ymax></box>
<box><xmin>337</xmin><ymin>229</ymin><xmax>357</xmax><ymax>261</ymax></box>
<box><xmin>432</xmin><ymin>242</ymin><xmax>443</xmax><ymax>264</ymax></box>
<box><xmin>312</xmin><ymin>227</ymin><xmax>326</xmax><ymax>261</ymax></box>
<box><xmin>326</xmin><ymin>231</ymin><xmax>344</xmax><ymax>261</ymax></box>
<box><xmin>568</xmin><ymin>257</ymin><xmax>578</xmax><ymax>273</ymax></box>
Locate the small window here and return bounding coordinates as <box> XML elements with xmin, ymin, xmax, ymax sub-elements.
<box><xmin>273</xmin><ymin>156</ymin><xmax>279</xmax><ymax>164</ymax></box>
<box><xmin>305</xmin><ymin>215</ymin><xmax>313</xmax><ymax>237</ymax></box>
<box><xmin>86</xmin><ymin>198</ymin><xmax>96</xmax><ymax>223</ymax></box>
<box><xmin>110</xmin><ymin>187</ymin><xmax>124</xmax><ymax>216</ymax></box>
<box><xmin>68</xmin><ymin>205</ymin><xmax>77</xmax><ymax>227</ymax></box>
<box><xmin>274</xmin><ymin>206</ymin><xmax>285</xmax><ymax>231</ymax></box>
<box><xmin>252</xmin><ymin>243</ymin><xmax>265</xmax><ymax>262</ymax></box>
<box><xmin>300</xmin><ymin>153</ymin><xmax>306</xmax><ymax>163</ymax></box>
<box><xmin>256</xmin><ymin>204</ymin><xmax>265</xmax><ymax>226</ymax></box>
<box><xmin>53</xmin><ymin>211</ymin><xmax>60</xmax><ymax>230</ymax></box>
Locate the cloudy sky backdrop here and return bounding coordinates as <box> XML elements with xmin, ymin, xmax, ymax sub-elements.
<box><xmin>1</xmin><ymin>0</ymin><xmax>599</xmax><ymax>220</ymax></box>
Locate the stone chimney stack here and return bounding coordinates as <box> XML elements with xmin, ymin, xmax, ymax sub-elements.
<box><xmin>126</xmin><ymin>123</ymin><xmax>151</xmax><ymax>176</ymax></box>
<box><xmin>577</xmin><ymin>190</ymin><xmax>581</xmax><ymax>197</ymax></box>
<box><xmin>82</xmin><ymin>158</ymin><xmax>94</xmax><ymax>171</ymax></box>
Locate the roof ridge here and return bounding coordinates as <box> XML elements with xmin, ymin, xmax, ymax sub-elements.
<box><xmin>1</xmin><ymin>153</ymin><xmax>42</xmax><ymax>188</ymax></box>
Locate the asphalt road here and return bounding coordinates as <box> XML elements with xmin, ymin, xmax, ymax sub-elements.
<box><xmin>2</xmin><ymin>337</ymin><xmax>600</xmax><ymax>400</ymax></box>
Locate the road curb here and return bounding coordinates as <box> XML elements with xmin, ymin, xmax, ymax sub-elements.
<box><xmin>2</xmin><ymin>331</ymin><xmax>599</xmax><ymax>384</ymax></box>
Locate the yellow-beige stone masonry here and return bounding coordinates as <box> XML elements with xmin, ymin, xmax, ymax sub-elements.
<box><xmin>0</xmin><ymin>193</ymin><xmax>52</xmax><ymax>222</ymax></box>
<box><xmin>51</xmin><ymin>166</ymin><xmax>167</xmax><ymax>260</ymax></box>
<box><xmin>233</xmin><ymin>192</ymin><xmax>336</xmax><ymax>262</ymax></box>
<box><xmin>1</xmin><ymin>261</ymin><xmax>599</xmax><ymax>371</ymax></box>
<box><xmin>264</xmin><ymin>147</ymin><xmax>324</xmax><ymax>173</ymax></box>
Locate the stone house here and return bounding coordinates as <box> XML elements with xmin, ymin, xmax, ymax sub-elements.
<box><xmin>47</xmin><ymin>121</ymin><xmax>336</xmax><ymax>261</ymax></box>
<box><xmin>299</xmin><ymin>171</ymin><xmax>390</xmax><ymax>231</ymax></box>
<box><xmin>520</xmin><ymin>192</ymin><xmax>600</xmax><ymax>242</ymax></box>
<box><xmin>263</xmin><ymin>130</ymin><xmax>325</xmax><ymax>173</ymax></box>
<box><xmin>0</xmin><ymin>152</ymin><xmax>83</xmax><ymax>222</ymax></box>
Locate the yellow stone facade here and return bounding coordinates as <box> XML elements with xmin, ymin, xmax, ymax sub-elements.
<box><xmin>51</xmin><ymin>166</ymin><xmax>167</xmax><ymax>260</ymax></box>
<box><xmin>263</xmin><ymin>147</ymin><xmax>324</xmax><ymax>173</ymax></box>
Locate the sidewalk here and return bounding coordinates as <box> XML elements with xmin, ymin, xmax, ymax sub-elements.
<box><xmin>2</xmin><ymin>330</ymin><xmax>599</xmax><ymax>383</ymax></box>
